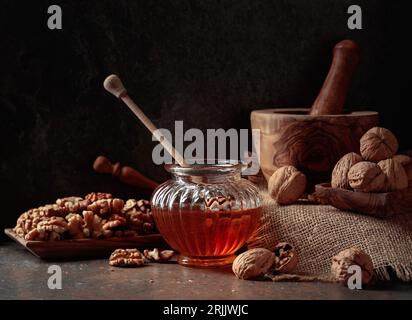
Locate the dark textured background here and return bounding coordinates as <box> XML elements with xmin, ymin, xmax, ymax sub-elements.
<box><xmin>0</xmin><ymin>0</ymin><xmax>411</xmax><ymax>237</ymax></box>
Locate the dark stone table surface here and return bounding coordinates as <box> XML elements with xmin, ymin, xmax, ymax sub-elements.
<box><xmin>1</xmin><ymin>243</ymin><xmax>411</xmax><ymax>300</ymax></box>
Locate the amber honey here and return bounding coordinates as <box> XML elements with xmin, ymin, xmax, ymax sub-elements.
<box><xmin>152</xmin><ymin>207</ymin><xmax>262</xmax><ymax>267</ymax></box>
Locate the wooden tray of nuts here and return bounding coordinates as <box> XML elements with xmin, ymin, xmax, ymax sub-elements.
<box><xmin>310</xmin><ymin>127</ymin><xmax>412</xmax><ymax>218</ymax></box>
<box><xmin>5</xmin><ymin>192</ymin><xmax>168</xmax><ymax>260</ymax></box>
<box><xmin>4</xmin><ymin>228</ymin><xmax>167</xmax><ymax>260</ymax></box>
<box><xmin>311</xmin><ymin>183</ymin><xmax>412</xmax><ymax>218</ymax></box>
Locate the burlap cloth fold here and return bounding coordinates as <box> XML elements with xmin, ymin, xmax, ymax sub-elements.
<box><xmin>248</xmin><ymin>191</ymin><xmax>412</xmax><ymax>282</ymax></box>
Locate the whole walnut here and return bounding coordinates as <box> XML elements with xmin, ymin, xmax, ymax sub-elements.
<box><xmin>405</xmin><ymin>164</ymin><xmax>412</xmax><ymax>187</ymax></box>
<box><xmin>393</xmin><ymin>154</ymin><xmax>412</xmax><ymax>166</ymax></box>
<box><xmin>331</xmin><ymin>247</ymin><xmax>374</xmax><ymax>286</ymax></box>
<box><xmin>232</xmin><ymin>248</ymin><xmax>275</xmax><ymax>280</ymax></box>
<box><xmin>378</xmin><ymin>158</ymin><xmax>408</xmax><ymax>192</ymax></box>
<box><xmin>360</xmin><ymin>127</ymin><xmax>398</xmax><ymax>162</ymax></box>
<box><xmin>393</xmin><ymin>155</ymin><xmax>412</xmax><ymax>187</ymax></box>
<box><xmin>348</xmin><ymin>161</ymin><xmax>386</xmax><ymax>192</ymax></box>
<box><xmin>268</xmin><ymin>166</ymin><xmax>306</xmax><ymax>205</ymax></box>
<box><xmin>331</xmin><ymin>153</ymin><xmax>363</xmax><ymax>189</ymax></box>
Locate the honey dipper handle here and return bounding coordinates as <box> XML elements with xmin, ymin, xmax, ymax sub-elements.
<box><xmin>310</xmin><ymin>40</ymin><xmax>360</xmax><ymax>115</ymax></box>
<box><xmin>93</xmin><ymin>155</ymin><xmax>159</xmax><ymax>190</ymax></box>
<box><xmin>104</xmin><ymin>74</ymin><xmax>188</xmax><ymax>167</ymax></box>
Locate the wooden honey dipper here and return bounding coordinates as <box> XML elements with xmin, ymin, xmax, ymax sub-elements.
<box><xmin>93</xmin><ymin>155</ymin><xmax>159</xmax><ymax>190</ymax></box>
<box><xmin>103</xmin><ymin>74</ymin><xmax>188</xmax><ymax>167</ymax></box>
<box><xmin>310</xmin><ymin>40</ymin><xmax>360</xmax><ymax>115</ymax></box>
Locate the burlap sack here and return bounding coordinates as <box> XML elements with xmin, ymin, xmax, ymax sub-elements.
<box><xmin>248</xmin><ymin>191</ymin><xmax>412</xmax><ymax>282</ymax></box>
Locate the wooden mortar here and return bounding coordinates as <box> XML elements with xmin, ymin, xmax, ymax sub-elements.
<box><xmin>251</xmin><ymin>40</ymin><xmax>379</xmax><ymax>189</ymax></box>
<box><xmin>251</xmin><ymin>109</ymin><xmax>378</xmax><ymax>188</ymax></box>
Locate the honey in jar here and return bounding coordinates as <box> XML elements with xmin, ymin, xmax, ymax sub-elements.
<box><xmin>151</xmin><ymin>161</ymin><xmax>262</xmax><ymax>267</ymax></box>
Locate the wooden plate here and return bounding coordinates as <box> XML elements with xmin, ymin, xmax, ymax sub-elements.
<box><xmin>310</xmin><ymin>183</ymin><xmax>412</xmax><ymax>218</ymax></box>
<box><xmin>4</xmin><ymin>229</ymin><xmax>168</xmax><ymax>260</ymax></box>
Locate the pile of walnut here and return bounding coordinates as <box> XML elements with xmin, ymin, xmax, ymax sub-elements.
<box><xmin>13</xmin><ymin>192</ymin><xmax>157</xmax><ymax>241</ymax></box>
<box><xmin>232</xmin><ymin>243</ymin><xmax>298</xmax><ymax>280</ymax></box>
<box><xmin>233</xmin><ymin>244</ymin><xmax>374</xmax><ymax>286</ymax></box>
<box><xmin>332</xmin><ymin>127</ymin><xmax>412</xmax><ymax>193</ymax></box>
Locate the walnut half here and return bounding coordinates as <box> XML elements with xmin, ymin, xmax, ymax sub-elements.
<box><xmin>109</xmin><ymin>249</ymin><xmax>146</xmax><ymax>267</ymax></box>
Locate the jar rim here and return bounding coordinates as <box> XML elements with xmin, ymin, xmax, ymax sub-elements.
<box><xmin>165</xmin><ymin>159</ymin><xmax>245</xmax><ymax>176</ymax></box>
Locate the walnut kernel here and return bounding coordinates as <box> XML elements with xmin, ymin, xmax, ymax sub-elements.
<box><xmin>143</xmin><ymin>248</ymin><xmax>175</xmax><ymax>262</ymax></box>
<box><xmin>85</xmin><ymin>192</ymin><xmax>113</xmax><ymax>202</ymax></box>
<box><xmin>109</xmin><ymin>248</ymin><xmax>146</xmax><ymax>267</ymax></box>
<box><xmin>14</xmin><ymin>194</ymin><xmax>156</xmax><ymax>241</ymax></box>
<box><xmin>123</xmin><ymin>199</ymin><xmax>156</xmax><ymax>234</ymax></box>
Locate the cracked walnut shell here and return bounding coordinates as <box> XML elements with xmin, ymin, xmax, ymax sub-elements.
<box><xmin>331</xmin><ymin>152</ymin><xmax>363</xmax><ymax>189</ymax></box>
<box><xmin>331</xmin><ymin>247</ymin><xmax>374</xmax><ymax>285</ymax></box>
<box><xmin>360</xmin><ymin>127</ymin><xmax>398</xmax><ymax>162</ymax></box>
<box><xmin>268</xmin><ymin>166</ymin><xmax>306</xmax><ymax>205</ymax></box>
<box><xmin>348</xmin><ymin>161</ymin><xmax>386</xmax><ymax>192</ymax></box>
<box><xmin>378</xmin><ymin>158</ymin><xmax>408</xmax><ymax>192</ymax></box>
<box><xmin>273</xmin><ymin>242</ymin><xmax>298</xmax><ymax>273</ymax></box>
<box><xmin>232</xmin><ymin>248</ymin><xmax>276</xmax><ymax>280</ymax></box>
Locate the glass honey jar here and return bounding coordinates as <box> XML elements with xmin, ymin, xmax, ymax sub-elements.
<box><xmin>151</xmin><ymin>161</ymin><xmax>262</xmax><ymax>267</ymax></box>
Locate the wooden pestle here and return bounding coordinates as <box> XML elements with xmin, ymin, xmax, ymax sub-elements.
<box><xmin>93</xmin><ymin>155</ymin><xmax>159</xmax><ymax>190</ymax></box>
<box><xmin>310</xmin><ymin>40</ymin><xmax>360</xmax><ymax>115</ymax></box>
